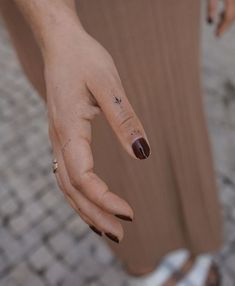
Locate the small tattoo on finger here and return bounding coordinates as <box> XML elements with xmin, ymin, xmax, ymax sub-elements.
<box><xmin>114</xmin><ymin>96</ymin><xmax>122</xmax><ymax>104</ymax></box>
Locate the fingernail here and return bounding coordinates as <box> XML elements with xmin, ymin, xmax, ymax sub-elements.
<box><xmin>132</xmin><ymin>137</ymin><xmax>150</xmax><ymax>159</ymax></box>
<box><xmin>115</xmin><ymin>214</ymin><xmax>133</xmax><ymax>222</ymax></box>
<box><xmin>207</xmin><ymin>17</ymin><xmax>213</xmax><ymax>24</ymax></box>
<box><xmin>105</xmin><ymin>232</ymin><xmax>119</xmax><ymax>243</ymax></box>
<box><xmin>89</xmin><ymin>225</ymin><xmax>102</xmax><ymax>236</ymax></box>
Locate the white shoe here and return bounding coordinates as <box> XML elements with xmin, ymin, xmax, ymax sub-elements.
<box><xmin>176</xmin><ymin>254</ymin><xmax>212</xmax><ymax>286</ymax></box>
<box><xmin>127</xmin><ymin>249</ymin><xmax>190</xmax><ymax>286</ymax></box>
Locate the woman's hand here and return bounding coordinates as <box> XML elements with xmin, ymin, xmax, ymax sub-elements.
<box><xmin>44</xmin><ymin>20</ymin><xmax>150</xmax><ymax>243</ymax></box>
<box><xmin>207</xmin><ymin>0</ymin><xmax>235</xmax><ymax>36</ymax></box>
<box><xmin>12</xmin><ymin>0</ymin><xmax>151</xmax><ymax>243</ymax></box>
<box><xmin>11</xmin><ymin>0</ymin><xmax>150</xmax><ymax>242</ymax></box>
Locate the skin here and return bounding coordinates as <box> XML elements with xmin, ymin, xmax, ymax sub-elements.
<box><xmin>207</xmin><ymin>0</ymin><xmax>235</xmax><ymax>36</ymax></box>
<box><xmin>0</xmin><ymin>0</ymin><xmax>235</xmax><ymax>277</ymax></box>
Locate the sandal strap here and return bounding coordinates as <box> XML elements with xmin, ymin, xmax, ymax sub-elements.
<box><xmin>162</xmin><ymin>255</ymin><xmax>196</xmax><ymax>286</ymax></box>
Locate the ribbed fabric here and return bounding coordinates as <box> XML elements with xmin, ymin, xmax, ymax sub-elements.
<box><xmin>77</xmin><ymin>0</ymin><xmax>223</xmax><ymax>270</ymax></box>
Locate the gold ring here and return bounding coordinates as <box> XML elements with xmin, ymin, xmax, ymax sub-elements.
<box><xmin>53</xmin><ymin>159</ymin><xmax>58</xmax><ymax>173</ymax></box>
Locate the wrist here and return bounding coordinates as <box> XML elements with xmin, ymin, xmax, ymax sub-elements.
<box><xmin>14</xmin><ymin>0</ymin><xmax>84</xmax><ymax>55</ymax></box>
<box><xmin>39</xmin><ymin>11</ymin><xmax>84</xmax><ymax>57</ymax></box>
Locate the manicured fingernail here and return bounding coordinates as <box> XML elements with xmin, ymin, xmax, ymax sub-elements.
<box><xmin>89</xmin><ymin>225</ymin><xmax>102</xmax><ymax>236</ymax></box>
<box><xmin>115</xmin><ymin>214</ymin><xmax>133</xmax><ymax>222</ymax></box>
<box><xmin>207</xmin><ymin>16</ymin><xmax>213</xmax><ymax>24</ymax></box>
<box><xmin>105</xmin><ymin>232</ymin><xmax>119</xmax><ymax>243</ymax></box>
<box><xmin>132</xmin><ymin>137</ymin><xmax>150</xmax><ymax>159</ymax></box>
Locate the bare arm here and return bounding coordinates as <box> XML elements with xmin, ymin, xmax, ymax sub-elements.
<box><xmin>13</xmin><ymin>0</ymin><xmax>81</xmax><ymax>53</ymax></box>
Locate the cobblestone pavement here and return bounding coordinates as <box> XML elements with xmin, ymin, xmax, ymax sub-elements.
<box><xmin>1</xmin><ymin>6</ymin><xmax>235</xmax><ymax>286</ymax></box>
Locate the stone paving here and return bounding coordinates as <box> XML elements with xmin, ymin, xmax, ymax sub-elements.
<box><xmin>1</xmin><ymin>5</ymin><xmax>235</xmax><ymax>286</ymax></box>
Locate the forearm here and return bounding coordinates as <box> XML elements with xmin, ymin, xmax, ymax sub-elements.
<box><xmin>0</xmin><ymin>0</ymin><xmax>46</xmax><ymax>100</ymax></box>
<box><xmin>0</xmin><ymin>0</ymin><xmax>86</xmax><ymax>102</ymax></box>
<box><xmin>13</xmin><ymin>0</ymin><xmax>83</xmax><ymax>51</ymax></box>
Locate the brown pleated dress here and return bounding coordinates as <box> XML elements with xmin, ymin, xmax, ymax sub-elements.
<box><xmin>76</xmin><ymin>0</ymin><xmax>223</xmax><ymax>270</ymax></box>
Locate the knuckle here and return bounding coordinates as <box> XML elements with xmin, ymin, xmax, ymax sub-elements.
<box><xmin>101</xmin><ymin>70</ymin><xmax>120</xmax><ymax>90</ymax></box>
<box><xmin>98</xmin><ymin>187</ymin><xmax>109</xmax><ymax>204</ymax></box>
<box><xmin>81</xmin><ymin>171</ymin><xmax>94</xmax><ymax>184</ymax></box>
<box><xmin>69</xmin><ymin>170</ymin><xmax>92</xmax><ymax>190</ymax></box>
<box><xmin>93</xmin><ymin>209</ymin><xmax>104</xmax><ymax>224</ymax></box>
<box><xmin>78</xmin><ymin>171</ymin><xmax>97</xmax><ymax>192</ymax></box>
<box><xmin>69</xmin><ymin>172</ymin><xmax>82</xmax><ymax>189</ymax></box>
<box><xmin>93</xmin><ymin>61</ymin><xmax>121</xmax><ymax>88</ymax></box>
<box><xmin>118</xmin><ymin>112</ymin><xmax>136</xmax><ymax>130</ymax></box>
<box><xmin>99</xmin><ymin>47</ymin><xmax>116</xmax><ymax>68</ymax></box>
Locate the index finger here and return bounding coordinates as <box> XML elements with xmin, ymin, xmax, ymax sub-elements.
<box><xmin>87</xmin><ymin>61</ymin><xmax>151</xmax><ymax>160</ymax></box>
<box><xmin>57</xmin><ymin>117</ymin><xmax>134</xmax><ymax>221</ymax></box>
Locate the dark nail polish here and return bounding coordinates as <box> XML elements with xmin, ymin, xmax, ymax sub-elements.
<box><xmin>115</xmin><ymin>214</ymin><xmax>133</xmax><ymax>222</ymax></box>
<box><xmin>89</xmin><ymin>225</ymin><xmax>102</xmax><ymax>236</ymax></box>
<box><xmin>207</xmin><ymin>17</ymin><xmax>213</xmax><ymax>24</ymax></box>
<box><xmin>132</xmin><ymin>137</ymin><xmax>150</xmax><ymax>159</ymax></box>
<box><xmin>105</xmin><ymin>232</ymin><xmax>119</xmax><ymax>243</ymax></box>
